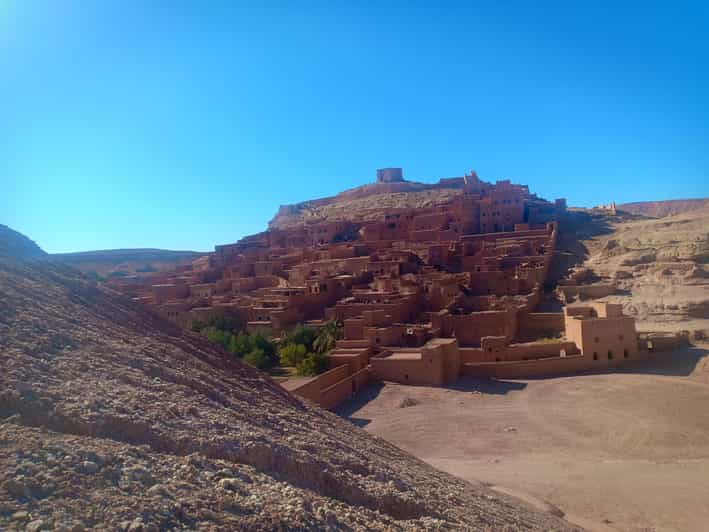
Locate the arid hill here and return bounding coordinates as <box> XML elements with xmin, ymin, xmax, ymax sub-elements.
<box><xmin>617</xmin><ymin>198</ymin><xmax>709</xmax><ymax>218</ymax></box>
<box><xmin>0</xmin><ymin>225</ymin><xmax>47</xmax><ymax>259</ymax></box>
<box><xmin>51</xmin><ymin>248</ymin><xmax>204</xmax><ymax>278</ymax></box>
<box><xmin>0</xmin><ymin>251</ymin><xmax>576</xmax><ymax>529</ymax></box>
<box><xmin>269</xmin><ymin>179</ymin><xmax>466</xmax><ymax>229</ymax></box>
<box><xmin>564</xmin><ymin>207</ymin><xmax>709</xmax><ymax>337</ymax></box>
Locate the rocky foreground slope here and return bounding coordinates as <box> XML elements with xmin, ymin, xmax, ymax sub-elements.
<box><xmin>0</xmin><ymin>255</ymin><xmax>576</xmax><ymax>530</ymax></box>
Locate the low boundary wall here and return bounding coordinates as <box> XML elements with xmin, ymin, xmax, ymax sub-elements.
<box><xmin>288</xmin><ymin>364</ymin><xmax>370</xmax><ymax>410</ymax></box>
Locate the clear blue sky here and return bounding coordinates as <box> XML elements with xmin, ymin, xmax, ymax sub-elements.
<box><xmin>2</xmin><ymin>1</ymin><xmax>708</xmax><ymax>253</ymax></box>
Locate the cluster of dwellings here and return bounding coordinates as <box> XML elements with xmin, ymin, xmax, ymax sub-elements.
<box><xmin>110</xmin><ymin>168</ymin><xmax>683</xmax><ymax>409</ymax></box>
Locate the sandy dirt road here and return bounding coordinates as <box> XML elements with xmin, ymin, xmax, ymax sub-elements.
<box><xmin>338</xmin><ymin>345</ymin><xmax>709</xmax><ymax>531</ymax></box>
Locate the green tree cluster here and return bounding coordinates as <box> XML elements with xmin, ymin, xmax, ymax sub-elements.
<box><xmin>191</xmin><ymin>315</ymin><xmax>277</xmax><ymax>371</ymax></box>
<box><xmin>277</xmin><ymin>321</ymin><xmax>342</xmax><ymax>376</ymax></box>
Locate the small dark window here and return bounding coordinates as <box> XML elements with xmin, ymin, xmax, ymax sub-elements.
<box><xmin>404</xmin><ymin>374</ymin><xmax>409</xmax><ymax>380</ymax></box>
<box><xmin>495</xmin><ymin>358</ymin><xmax>501</xmax><ymax>362</ymax></box>
<box><xmin>608</xmin><ymin>350</ymin><xmax>613</xmax><ymax>360</ymax></box>
<box><xmin>593</xmin><ymin>352</ymin><xmax>598</xmax><ymax>360</ymax></box>
<box><xmin>619</xmin><ymin>334</ymin><xmax>624</xmax><ymax>340</ymax></box>
<box><xmin>624</xmin><ymin>349</ymin><xmax>629</xmax><ymax>358</ymax></box>
<box><xmin>594</xmin><ymin>337</ymin><xmax>600</xmax><ymax>343</ymax></box>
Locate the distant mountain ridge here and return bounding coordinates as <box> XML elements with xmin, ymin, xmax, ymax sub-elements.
<box><xmin>0</xmin><ymin>224</ymin><xmax>47</xmax><ymax>259</ymax></box>
<box><xmin>51</xmin><ymin>248</ymin><xmax>205</xmax><ymax>278</ymax></box>
<box><xmin>52</xmin><ymin>248</ymin><xmax>203</xmax><ymax>263</ymax></box>
<box><xmin>618</xmin><ymin>198</ymin><xmax>709</xmax><ymax>218</ymax></box>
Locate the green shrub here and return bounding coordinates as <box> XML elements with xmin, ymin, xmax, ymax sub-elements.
<box><xmin>313</xmin><ymin>320</ymin><xmax>343</xmax><ymax>354</ymax></box>
<box><xmin>243</xmin><ymin>347</ymin><xmax>278</xmax><ymax>371</ymax></box>
<box><xmin>191</xmin><ymin>319</ymin><xmax>206</xmax><ymax>333</ymax></box>
<box><xmin>252</xmin><ymin>332</ymin><xmax>276</xmax><ymax>359</ymax></box>
<box><xmin>203</xmin><ymin>326</ymin><xmax>231</xmax><ymax>349</ymax></box>
<box><xmin>296</xmin><ymin>352</ymin><xmax>329</xmax><ymax>376</ymax></box>
<box><xmin>209</xmin><ymin>314</ymin><xmax>243</xmax><ymax>334</ymax></box>
<box><xmin>282</xmin><ymin>324</ymin><xmax>317</xmax><ymax>353</ymax></box>
<box><xmin>278</xmin><ymin>343</ymin><xmax>308</xmax><ymax>367</ymax></box>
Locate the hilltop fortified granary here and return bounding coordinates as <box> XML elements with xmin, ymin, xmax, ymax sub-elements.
<box><xmin>111</xmin><ymin>168</ymin><xmax>681</xmax><ymax>408</ymax></box>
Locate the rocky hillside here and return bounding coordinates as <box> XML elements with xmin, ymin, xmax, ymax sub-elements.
<box><xmin>0</xmin><ymin>225</ymin><xmax>47</xmax><ymax>259</ymax></box>
<box><xmin>0</xmin><ymin>254</ymin><xmax>576</xmax><ymax>530</ymax></box>
<box><xmin>269</xmin><ymin>179</ymin><xmax>466</xmax><ymax>229</ymax></box>
<box><xmin>579</xmin><ymin>207</ymin><xmax>709</xmax><ymax>336</ymax></box>
<box><xmin>617</xmin><ymin>198</ymin><xmax>709</xmax><ymax>218</ymax></box>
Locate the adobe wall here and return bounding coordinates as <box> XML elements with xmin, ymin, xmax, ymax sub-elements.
<box><xmin>288</xmin><ymin>378</ymin><xmax>321</xmax><ymax>403</ymax></box>
<box><xmin>462</xmin><ymin>354</ymin><xmax>592</xmax><ymax>378</ymax></box>
<box><xmin>328</xmin><ymin>349</ymin><xmax>370</xmax><ymax>373</ymax></box>
<box><xmin>517</xmin><ymin>312</ymin><xmax>565</xmax><ymax>341</ymax></box>
<box><xmin>319</xmin><ymin>367</ymin><xmax>370</xmax><ymax>409</ymax></box>
<box><xmin>371</xmin><ymin>355</ymin><xmax>443</xmax><ymax>386</ymax></box>
<box><xmin>363</xmin><ymin>325</ymin><xmax>406</xmax><ymax>347</ymax></box>
<box><xmin>462</xmin><ymin>338</ymin><xmax>578</xmax><ymax>363</ymax></box>
<box><xmin>343</xmin><ymin>318</ymin><xmax>365</xmax><ymax>339</ymax></box>
<box><xmin>558</xmin><ymin>282</ymin><xmax>616</xmax><ymax>302</ymax></box>
<box><xmin>448</xmin><ymin>309</ymin><xmax>516</xmax><ymax>347</ymax></box>
<box><xmin>315</xmin><ymin>364</ymin><xmax>350</xmax><ymax>390</ymax></box>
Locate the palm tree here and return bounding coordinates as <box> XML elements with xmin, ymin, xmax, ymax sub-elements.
<box><xmin>313</xmin><ymin>320</ymin><xmax>343</xmax><ymax>354</ymax></box>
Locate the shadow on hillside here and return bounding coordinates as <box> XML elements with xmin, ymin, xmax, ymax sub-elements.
<box><xmin>334</xmin><ymin>381</ymin><xmax>385</xmax><ymax>426</ymax></box>
<box><xmin>547</xmin><ymin>210</ymin><xmax>616</xmax><ymax>287</ymax></box>
<box><xmin>444</xmin><ymin>376</ymin><xmax>527</xmax><ymax>395</ymax></box>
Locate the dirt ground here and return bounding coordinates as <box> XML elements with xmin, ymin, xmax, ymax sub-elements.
<box><xmin>338</xmin><ymin>344</ymin><xmax>709</xmax><ymax>532</ymax></box>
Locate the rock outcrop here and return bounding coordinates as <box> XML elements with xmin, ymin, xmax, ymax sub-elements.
<box><xmin>0</xmin><ymin>252</ymin><xmax>577</xmax><ymax>530</ymax></box>
<box><xmin>269</xmin><ymin>179</ymin><xmax>466</xmax><ymax>229</ymax></box>
<box><xmin>578</xmin><ymin>207</ymin><xmax>709</xmax><ymax>337</ymax></box>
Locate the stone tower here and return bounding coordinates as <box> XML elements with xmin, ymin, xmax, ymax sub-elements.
<box><xmin>376</xmin><ymin>168</ymin><xmax>404</xmax><ymax>183</ymax></box>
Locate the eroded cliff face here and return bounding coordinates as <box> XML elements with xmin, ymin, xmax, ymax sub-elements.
<box><xmin>579</xmin><ymin>207</ymin><xmax>709</xmax><ymax>337</ymax></box>
<box><xmin>0</xmin><ymin>256</ymin><xmax>577</xmax><ymax>530</ymax></box>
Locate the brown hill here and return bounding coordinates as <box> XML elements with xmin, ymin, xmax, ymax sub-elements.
<box><xmin>0</xmin><ymin>225</ymin><xmax>47</xmax><ymax>259</ymax></box>
<box><xmin>269</xmin><ymin>178</ymin><xmax>467</xmax><ymax>229</ymax></box>
<box><xmin>0</xmin><ymin>254</ymin><xmax>576</xmax><ymax>530</ymax></box>
<box><xmin>617</xmin><ymin>198</ymin><xmax>709</xmax><ymax>218</ymax></box>
<box><xmin>51</xmin><ymin>248</ymin><xmax>204</xmax><ymax>279</ymax></box>
<box><xmin>569</xmin><ymin>206</ymin><xmax>709</xmax><ymax>337</ymax></box>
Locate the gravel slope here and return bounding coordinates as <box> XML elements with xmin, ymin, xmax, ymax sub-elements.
<box><xmin>0</xmin><ymin>256</ymin><xmax>578</xmax><ymax>531</ymax></box>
